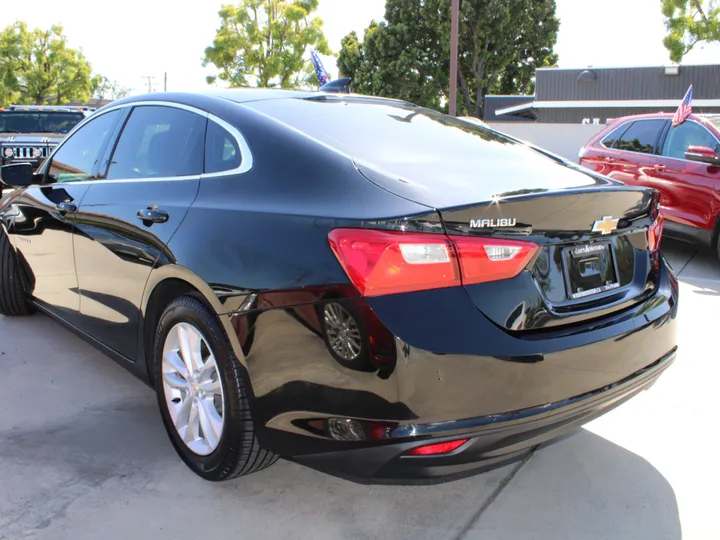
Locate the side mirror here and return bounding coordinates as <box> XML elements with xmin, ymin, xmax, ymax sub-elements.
<box><xmin>685</xmin><ymin>145</ymin><xmax>720</xmax><ymax>166</ymax></box>
<box><xmin>1</xmin><ymin>163</ymin><xmax>36</xmax><ymax>187</ymax></box>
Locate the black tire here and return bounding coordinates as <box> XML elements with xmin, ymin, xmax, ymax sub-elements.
<box><xmin>0</xmin><ymin>232</ymin><xmax>32</xmax><ymax>316</ymax></box>
<box><xmin>153</xmin><ymin>295</ymin><xmax>278</xmax><ymax>481</ymax></box>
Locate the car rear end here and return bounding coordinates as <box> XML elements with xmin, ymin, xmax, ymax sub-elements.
<box><xmin>237</xmin><ymin>96</ymin><xmax>678</xmax><ymax>480</ymax></box>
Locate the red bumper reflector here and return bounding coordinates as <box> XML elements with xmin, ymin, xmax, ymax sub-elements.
<box><xmin>648</xmin><ymin>213</ymin><xmax>664</xmax><ymax>252</ymax></box>
<box><xmin>407</xmin><ymin>438</ymin><xmax>469</xmax><ymax>456</ymax></box>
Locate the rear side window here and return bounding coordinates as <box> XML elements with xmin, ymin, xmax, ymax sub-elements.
<box><xmin>107</xmin><ymin>106</ymin><xmax>206</xmax><ymax>180</ymax></box>
<box><xmin>205</xmin><ymin>121</ymin><xmax>241</xmax><ymax>174</ymax></box>
<box><xmin>662</xmin><ymin>121</ymin><xmax>720</xmax><ymax>160</ymax></box>
<box><xmin>49</xmin><ymin>110</ymin><xmax>122</xmax><ymax>183</ymax></box>
<box><xmin>613</xmin><ymin>120</ymin><xmax>666</xmax><ymax>154</ymax></box>
<box><xmin>600</xmin><ymin>122</ymin><xmax>630</xmax><ymax>148</ymax></box>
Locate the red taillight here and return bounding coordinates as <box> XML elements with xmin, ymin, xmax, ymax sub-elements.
<box><xmin>328</xmin><ymin>229</ymin><xmax>538</xmax><ymax>297</ymax></box>
<box><xmin>648</xmin><ymin>213</ymin><xmax>664</xmax><ymax>251</ymax></box>
<box><xmin>407</xmin><ymin>438</ymin><xmax>469</xmax><ymax>456</ymax></box>
<box><xmin>328</xmin><ymin>229</ymin><xmax>460</xmax><ymax>297</ymax></box>
<box><xmin>454</xmin><ymin>237</ymin><xmax>540</xmax><ymax>285</ymax></box>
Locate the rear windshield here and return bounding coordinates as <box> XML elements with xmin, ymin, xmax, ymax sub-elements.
<box><xmin>245</xmin><ymin>96</ymin><xmax>592</xmax><ymax>171</ymax></box>
<box><xmin>0</xmin><ymin>111</ymin><xmax>84</xmax><ymax>134</ymax></box>
<box><xmin>245</xmin><ymin>97</ymin><xmax>597</xmax><ymax>206</ymax></box>
<box><xmin>248</xmin><ymin>96</ymin><xmax>519</xmax><ymax>156</ymax></box>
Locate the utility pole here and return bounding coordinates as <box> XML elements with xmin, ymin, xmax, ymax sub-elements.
<box><xmin>141</xmin><ymin>76</ymin><xmax>157</xmax><ymax>93</ymax></box>
<box><xmin>164</xmin><ymin>72</ymin><xmax>167</xmax><ymax>92</ymax></box>
<box><xmin>449</xmin><ymin>0</ymin><xmax>459</xmax><ymax>116</ymax></box>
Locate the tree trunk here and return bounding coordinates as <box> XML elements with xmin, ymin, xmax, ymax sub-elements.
<box><xmin>457</xmin><ymin>69</ymin><xmax>473</xmax><ymax>115</ymax></box>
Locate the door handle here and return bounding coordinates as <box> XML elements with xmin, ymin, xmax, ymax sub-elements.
<box><xmin>56</xmin><ymin>202</ymin><xmax>77</xmax><ymax>214</ymax></box>
<box><xmin>137</xmin><ymin>207</ymin><xmax>169</xmax><ymax>224</ymax></box>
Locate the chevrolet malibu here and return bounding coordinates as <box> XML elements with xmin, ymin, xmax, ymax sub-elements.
<box><xmin>0</xmin><ymin>90</ymin><xmax>677</xmax><ymax>482</ymax></box>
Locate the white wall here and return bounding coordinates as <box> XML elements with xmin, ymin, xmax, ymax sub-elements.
<box><xmin>486</xmin><ymin>123</ymin><xmax>606</xmax><ymax>162</ymax></box>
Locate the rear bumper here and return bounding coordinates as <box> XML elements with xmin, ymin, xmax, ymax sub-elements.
<box><xmin>291</xmin><ymin>348</ymin><xmax>675</xmax><ymax>480</ymax></box>
<box><xmin>230</xmin><ymin>258</ymin><xmax>678</xmax><ymax>480</ymax></box>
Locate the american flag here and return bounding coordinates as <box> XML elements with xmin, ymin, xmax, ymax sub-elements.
<box><xmin>672</xmin><ymin>85</ymin><xmax>693</xmax><ymax>127</ymax></box>
<box><xmin>310</xmin><ymin>50</ymin><xmax>330</xmax><ymax>87</ymax></box>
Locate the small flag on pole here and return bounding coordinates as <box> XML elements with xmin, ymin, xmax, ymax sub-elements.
<box><xmin>310</xmin><ymin>50</ymin><xmax>330</xmax><ymax>87</ymax></box>
<box><xmin>672</xmin><ymin>85</ymin><xmax>693</xmax><ymax>127</ymax></box>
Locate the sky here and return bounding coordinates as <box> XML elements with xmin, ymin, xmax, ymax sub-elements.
<box><xmin>6</xmin><ymin>0</ymin><xmax>720</xmax><ymax>96</ymax></box>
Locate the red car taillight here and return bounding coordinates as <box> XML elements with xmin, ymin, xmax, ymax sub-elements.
<box><xmin>453</xmin><ymin>237</ymin><xmax>540</xmax><ymax>285</ymax></box>
<box><xmin>648</xmin><ymin>213</ymin><xmax>664</xmax><ymax>252</ymax></box>
<box><xmin>328</xmin><ymin>229</ymin><xmax>539</xmax><ymax>297</ymax></box>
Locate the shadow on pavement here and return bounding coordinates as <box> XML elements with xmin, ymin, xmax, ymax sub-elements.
<box><xmin>465</xmin><ymin>429</ymin><xmax>682</xmax><ymax>540</ymax></box>
<box><xmin>663</xmin><ymin>240</ymin><xmax>719</xmax><ymax>275</ymax></box>
<box><xmin>0</xmin><ymin>385</ymin><xmax>683</xmax><ymax>540</ymax></box>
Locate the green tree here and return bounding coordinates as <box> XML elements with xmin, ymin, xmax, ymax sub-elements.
<box><xmin>337</xmin><ymin>0</ymin><xmax>559</xmax><ymax>117</ymax></box>
<box><xmin>203</xmin><ymin>0</ymin><xmax>331</xmax><ymax>88</ymax></box>
<box><xmin>92</xmin><ymin>76</ymin><xmax>132</xmax><ymax>101</ymax></box>
<box><xmin>662</xmin><ymin>0</ymin><xmax>720</xmax><ymax>62</ymax></box>
<box><xmin>0</xmin><ymin>22</ymin><xmax>96</xmax><ymax>107</ymax></box>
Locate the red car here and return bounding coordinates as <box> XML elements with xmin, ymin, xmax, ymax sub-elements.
<box><xmin>579</xmin><ymin>113</ymin><xmax>720</xmax><ymax>259</ymax></box>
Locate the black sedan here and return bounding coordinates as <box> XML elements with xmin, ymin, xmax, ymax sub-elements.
<box><xmin>0</xmin><ymin>89</ymin><xmax>678</xmax><ymax>482</ymax></box>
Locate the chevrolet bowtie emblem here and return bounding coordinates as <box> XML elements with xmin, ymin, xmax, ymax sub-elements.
<box><xmin>592</xmin><ymin>216</ymin><xmax>620</xmax><ymax>235</ymax></box>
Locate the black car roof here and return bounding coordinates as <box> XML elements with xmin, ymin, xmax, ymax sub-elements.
<box><xmin>201</xmin><ymin>87</ymin><xmax>323</xmax><ymax>103</ymax></box>
<box><xmin>111</xmin><ymin>87</ymin><xmax>415</xmax><ymax>110</ymax></box>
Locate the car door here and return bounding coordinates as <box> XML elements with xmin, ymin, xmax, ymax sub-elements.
<box><xmin>643</xmin><ymin>120</ymin><xmax>720</xmax><ymax>229</ymax></box>
<box><xmin>73</xmin><ymin>104</ymin><xmax>207</xmax><ymax>360</ymax></box>
<box><xmin>7</xmin><ymin>109</ymin><xmax>124</xmax><ymax>323</ymax></box>
<box><xmin>602</xmin><ymin>119</ymin><xmax>667</xmax><ymax>187</ymax></box>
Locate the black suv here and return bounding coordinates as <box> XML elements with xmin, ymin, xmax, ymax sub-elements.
<box><xmin>1</xmin><ymin>106</ymin><xmax>87</xmax><ymax>170</ymax></box>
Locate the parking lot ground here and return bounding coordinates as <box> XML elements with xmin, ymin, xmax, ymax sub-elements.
<box><xmin>0</xmin><ymin>239</ymin><xmax>717</xmax><ymax>540</ymax></box>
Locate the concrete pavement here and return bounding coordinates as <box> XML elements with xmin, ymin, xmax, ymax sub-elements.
<box><xmin>0</xmin><ymin>239</ymin><xmax>717</xmax><ymax>540</ymax></box>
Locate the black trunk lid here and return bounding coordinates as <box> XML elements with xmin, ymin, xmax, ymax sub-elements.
<box><xmin>355</xmin><ymin>162</ymin><xmax>659</xmax><ymax>333</ymax></box>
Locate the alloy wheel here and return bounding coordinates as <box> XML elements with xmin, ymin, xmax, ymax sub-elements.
<box><xmin>323</xmin><ymin>303</ymin><xmax>362</xmax><ymax>361</ymax></box>
<box><xmin>161</xmin><ymin>322</ymin><xmax>225</xmax><ymax>456</ymax></box>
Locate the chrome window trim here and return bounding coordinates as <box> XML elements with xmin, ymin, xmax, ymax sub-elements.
<box><xmin>56</xmin><ymin>175</ymin><xmax>202</xmax><ymax>186</ymax></box>
<box><xmin>45</xmin><ymin>100</ymin><xmax>253</xmax><ymax>184</ymax></box>
<box><xmin>203</xmin><ymin>114</ymin><xmax>253</xmax><ymax>176</ymax></box>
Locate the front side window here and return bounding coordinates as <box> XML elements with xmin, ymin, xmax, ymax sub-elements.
<box><xmin>205</xmin><ymin>121</ymin><xmax>241</xmax><ymax>174</ymax></box>
<box><xmin>48</xmin><ymin>110</ymin><xmax>122</xmax><ymax>183</ymax></box>
<box><xmin>613</xmin><ymin>120</ymin><xmax>666</xmax><ymax>154</ymax></box>
<box><xmin>107</xmin><ymin>106</ymin><xmax>206</xmax><ymax>180</ymax></box>
<box><xmin>662</xmin><ymin>121</ymin><xmax>720</xmax><ymax>160</ymax></box>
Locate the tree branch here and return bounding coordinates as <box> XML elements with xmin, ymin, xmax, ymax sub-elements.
<box><xmin>691</xmin><ymin>0</ymin><xmax>709</xmax><ymax>23</ymax></box>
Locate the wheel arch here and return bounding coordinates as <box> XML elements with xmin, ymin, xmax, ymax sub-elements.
<box><xmin>139</xmin><ymin>265</ymin><xmax>248</xmax><ymax>387</ymax></box>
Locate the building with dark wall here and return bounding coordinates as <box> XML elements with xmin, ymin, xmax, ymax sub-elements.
<box><xmin>486</xmin><ymin>64</ymin><xmax>720</xmax><ymax>123</ymax></box>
